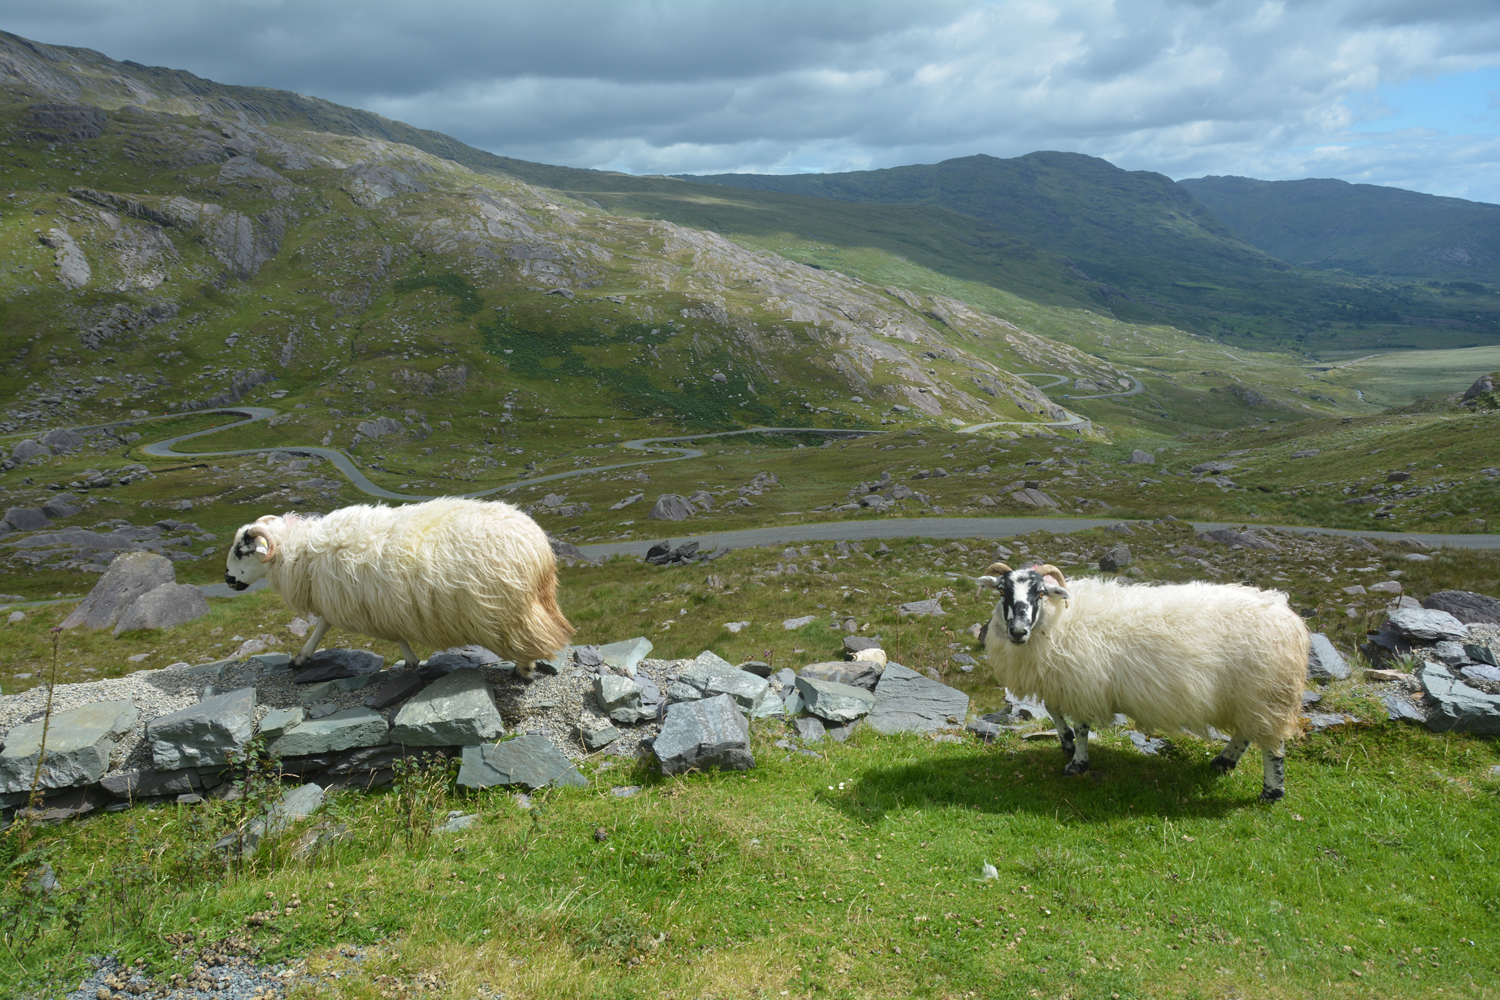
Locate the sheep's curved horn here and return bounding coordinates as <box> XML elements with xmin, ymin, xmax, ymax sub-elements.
<box><xmin>985</xmin><ymin>562</ymin><xmax>1012</xmax><ymax>576</ymax></box>
<box><xmin>1036</xmin><ymin>564</ymin><xmax>1066</xmax><ymax>586</ymax></box>
<box><xmin>246</xmin><ymin>524</ymin><xmax>277</xmax><ymax>563</ymax></box>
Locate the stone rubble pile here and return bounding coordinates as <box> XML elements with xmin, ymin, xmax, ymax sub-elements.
<box><xmin>1360</xmin><ymin>592</ymin><xmax>1500</xmax><ymax>735</ymax></box>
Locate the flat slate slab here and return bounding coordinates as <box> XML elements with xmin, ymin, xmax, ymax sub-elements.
<box><xmin>364</xmin><ymin>671</ymin><xmax>427</xmax><ymax>710</ymax></box>
<box><xmin>257</xmin><ymin>706</ymin><xmax>305</xmax><ymax>742</ymax></box>
<box><xmin>1307</xmin><ymin>634</ymin><xmax>1350</xmax><ymax>682</ymax></box>
<box><xmin>293</xmin><ymin>648</ymin><xmax>385</xmax><ymax>683</ymax></box>
<box><xmin>795</xmin><ymin>675</ymin><xmax>876</xmax><ymax>723</ymax></box>
<box><xmin>0</xmin><ymin>699</ymin><xmax>139</xmax><ymax>793</ymax></box>
<box><xmin>389</xmin><ymin>668</ymin><xmax>504</xmax><ymax>746</ymax></box>
<box><xmin>598</xmin><ymin>637</ymin><xmax>652</xmax><ymax>677</ymax></box>
<box><xmin>667</xmin><ymin>651</ymin><xmax>780</xmax><ymax>717</ymax></box>
<box><xmin>799</xmin><ymin>660</ymin><xmax>882</xmax><ymax>692</ymax></box>
<box><xmin>1417</xmin><ymin>660</ymin><xmax>1500</xmax><ymax>735</ymax></box>
<box><xmin>1385</xmin><ymin>607</ymin><xmax>1471</xmax><ymax>643</ymax></box>
<box><xmin>1423</xmin><ymin>590</ymin><xmax>1500</xmax><ymax>625</ymax></box>
<box><xmin>148</xmin><ymin>687</ymin><xmax>256</xmax><ymax>770</ymax></box>
<box><xmin>866</xmin><ymin>663</ymin><xmax>970</xmax><ymax>734</ymax></box>
<box><xmin>654</xmin><ymin>694</ymin><xmax>754</xmax><ymax>775</ymax></box>
<box><xmin>268</xmin><ymin>708</ymin><xmax>390</xmax><ymax>756</ymax></box>
<box><xmin>457</xmin><ymin>736</ymin><xmax>587</xmax><ymax>790</ymax></box>
<box><xmin>99</xmin><ymin>767</ymin><xmax>201</xmax><ymax>800</ymax></box>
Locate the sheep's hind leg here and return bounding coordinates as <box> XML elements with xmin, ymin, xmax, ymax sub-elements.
<box><xmin>396</xmin><ymin>640</ymin><xmax>421</xmax><ymax>673</ymax></box>
<box><xmin>1211</xmin><ymin>736</ymin><xmax>1252</xmax><ymax>774</ymax></box>
<box><xmin>291</xmin><ymin>619</ymin><xmax>330</xmax><ymax>667</ymax></box>
<box><xmin>1259</xmin><ymin>745</ymin><xmax>1286</xmax><ymax>803</ymax></box>
<box><xmin>1047</xmin><ymin>703</ymin><xmax>1075</xmax><ymax>757</ymax></box>
<box><xmin>1062</xmin><ymin>722</ymin><xmax>1090</xmax><ymax>776</ymax></box>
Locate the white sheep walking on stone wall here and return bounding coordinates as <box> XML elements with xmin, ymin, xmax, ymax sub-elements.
<box><xmin>978</xmin><ymin>562</ymin><xmax>1307</xmax><ymax>801</ymax></box>
<box><xmin>225</xmin><ymin>497</ymin><xmax>574</xmax><ymax>679</ymax></box>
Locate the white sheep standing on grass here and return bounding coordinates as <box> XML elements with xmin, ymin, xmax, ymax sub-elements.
<box><xmin>978</xmin><ymin>562</ymin><xmax>1307</xmax><ymax>801</ymax></box>
<box><xmin>224</xmin><ymin>497</ymin><xmax>574</xmax><ymax>679</ymax></box>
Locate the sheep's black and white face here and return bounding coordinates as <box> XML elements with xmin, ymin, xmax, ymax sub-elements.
<box><xmin>224</xmin><ymin>522</ymin><xmax>272</xmax><ymax>591</ymax></box>
<box><xmin>978</xmin><ymin>567</ymin><xmax>1069</xmax><ymax>644</ymax></box>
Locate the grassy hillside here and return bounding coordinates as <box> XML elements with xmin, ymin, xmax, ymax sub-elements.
<box><xmin>1179</xmin><ymin>174</ymin><xmax>1500</xmax><ymax>284</ymax></box>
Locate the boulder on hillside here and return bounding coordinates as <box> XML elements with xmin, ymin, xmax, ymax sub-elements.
<box><xmin>1126</xmin><ymin>449</ymin><xmax>1154</xmax><ymax>464</ymax></box>
<box><xmin>1198</xmin><ymin>528</ymin><xmax>1278</xmax><ymax>551</ymax></box>
<box><xmin>112</xmin><ymin>582</ymin><xmax>210</xmax><ymax>636</ymax></box>
<box><xmin>9</xmin><ymin>440</ymin><xmax>49</xmax><ymax>463</ymax></box>
<box><xmin>39</xmin><ymin>428</ymin><xmax>83</xmax><ymax>454</ymax></box>
<box><xmin>3</xmin><ymin>507</ymin><xmax>48</xmax><ymax>531</ymax></box>
<box><xmin>1098</xmin><ymin>542</ymin><xmax>1132</xmax><ymax>572</ymax></box>
<box><xmin>648</xmin><ymin>495</ymin><xmax>696</xmax><ymax>521</ymax></box>
<box><xmin>61</xmin><ymin>551</ymin><xmax>176</xmax><ymax>630</ymax></box>
<box><xmin>1423</xmin><ymin>590</ymin><xmax>1500</xmax><ymax>625</ymax></box>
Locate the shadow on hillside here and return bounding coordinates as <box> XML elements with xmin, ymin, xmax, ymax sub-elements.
<box><xmin>834</xmin><ymin>740</ymin><xmax>1271</xmax><ymax>824</ymax></box>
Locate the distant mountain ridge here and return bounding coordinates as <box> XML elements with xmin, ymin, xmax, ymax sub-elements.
<box><xmin>1178</xmin><ymin>175</ymin><xmax>1500</xmax><ymax>283</ymax></box>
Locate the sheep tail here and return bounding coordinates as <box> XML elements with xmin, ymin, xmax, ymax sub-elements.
<box><xmin>513</xmin><ymin>562</ymin><xmax>575</xmax><ymax>661</ymax></box>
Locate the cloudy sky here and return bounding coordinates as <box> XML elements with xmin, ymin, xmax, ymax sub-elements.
<box><xmin>7</xmin><ymin>0</ymin><xmax>1500</xmax><ymax>202</ymax></box>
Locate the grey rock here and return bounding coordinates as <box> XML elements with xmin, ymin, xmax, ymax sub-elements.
<box><xmin>1125</xmin><ymin>730</ymin><xmax>1167</xmax><ymax>755</ymax></box>
<box><xmin>217</xmin><ymin>782</ymin><xmax>325</xmax><ymax>855</ymax></box>
<box><xmin>437</xmin><ymin>811</ymin><xmax>478</xmax><ymax>833</ymax></box>
<box><xmin>647</xmin><ymin>494</ymin><xmax>696</xmax><ymax>521</ymax></box>
<box><xmin>966</xmin><ymin>720</ymin><xmax>1002</xmax><ymax>741</ymax></box>
<box><xmin>257</xmin><ymin>706</ymin><xmax>305</xmax><ymax>741</ymax></box>
<box><xmin>41</xmin><ymin>497</ymin><xmax>80</xmax><ymax>519</ymax></box>
<box><xmin>798</xmin><ymin>660</ymin><xmax>882</xmax><ymax>692</ymax></box>
<box><xmin>1462</xmin><ymin>665</ymin><xmax>1500</xmax><ymax>683</ymax></box>
<box><xmin>269</xmin><ymin>708</ymin><xmax>389</xmax><ymax>756</ymax></box>
<box><xmin>572</xmin><ymin>645</ymin><xmax>603</xmax><ymax>669</ymax></box>
<box><xmin>305</xmin><ymin>702</ymin><xmax>338</xmax><ymax>720</ymax></box>
<box><xmin>9</xmin><ymin>440</ymin><xmax>48</xmax><ymax>463</ymax></box>
<box><xmin>666</xmin><ymin>651</ymin><xmax>781</xmax><ymax>718</ymax></box>
<box><xmin>598</xmin><ymin>636</ymin><xmax>652</xmax><ymax>676</ymax></box>
<box><xmin>769</xmin><ymin>667</ymin><xmax>797</xmax><ymax>692</ymax></box>
<box><xmin>148</xmin><ymin>687</ymin><xmax>256</xmax><ymax>769</ymax></box>
<box><xmin>1304</xmin><ymin>712</ymin><xmax>1358</xmax><ymax>731</ymax></box>
<box><xmin>341</xmin><ymin>162</ymin><xmax>429</xmax><ymax>208</ymax></box>
<box><xmin>1126</xmin><ymin>449</ymin><xmax>1155</xmax><ymax>464</ymax></box>
<box><xmin>1098</xmin><ymin>542</ymin><xmax>1132</xmax><ymax>572</ymax></box>
<box><xmin>1307</xmin><ymin>634</ymin><xmax>1350</xmax><ymax>682</ymax></box>
<box><xmin>1433</xmin><ymin>641</ymin><xmax>1471</xmax><ymax>666</ymax></box>
<box><xmin>294</xmin><ymin>648</ymin><xmax>385</xmax><ymax>682</ymax></box>
<box><xmin>1190</xmin><ymin>461</ymin><xmax>1236</xmax><ymax>474</ymax></box>
<box><xmin>60</xmin><ymin>551</ymin><xmax>176</xmax><ymax>630</ymax></box>
<box><xmin>653</xmin><ymin>694</ymin><xmax>754</xmax><ymax>775</ymax></box>
<box><xmin>737</xmin><ymin>660</ymin><xmax>772</xmax><ymax>677</ymax></box>
<box><xmin>3</xmin><ymin>507</ymin><xmax>48</xmax><ymax>531</ymax></box>
<box><xmin>39</xmin><ymin>428</ymin><xmax>83</xmax><ymax>454</ymax></box>
<box><xmin>783</xmin><ymin>688</ymin><xmax>805</xmax><ymax>715</ymax></box>
<box><xmin>898</xmin><ymin>599</ymin><xmax>945</xmax><ymax>616</ymax></box>
<box><xmin>795</xmin><ymin>675</ymin><xmax>876</xmax><ymax>723</ymax></box>
<box><xmin>0</xmin><ymin>699</ymin><xmax>139</xmax><ymax>793</ymax></box>
<box><xmin>112</xmin><ymin>582</ymin><xmax>209</xmax><ymax>636</ymax></box>
<box><xmin>782</xmin><ymin>615</ymin><xmax>817</xmax><ymax>629</ymax></box>
<box><xmin>99</xmin><ymin>767</ymin><xmax>201</xmax><ymax>800</ymax></box>
<box><xmin>1302</xmin><ymin>690</ymin><xmax>1323</xmax><ymax>707</ymax></box>
<box><xmin>866</xmin><ymin>663</ymin><xmax>970</xmax><ymax>734</ymax></box>
<box><xmin>1383</xmin><ymin>692</ymin><xmax>1427</xmax><ymax>723</ymax></box>
<box><xmin>1003</xmin><ymin>689</ymin><xmax>1050</xmax><ymax>720</ymax></box>
<box><xmin>612</xmin><ymin>785</ymin><xmax>642</xmax><ymax>797</ymax></box>
<box><xmin>390</xmin><ymin>668</ymin><xmax>504</xmax><ymax>745</ymax></box>
<box><xmin>582</xmin><ymin>725</ymin><xmax>620</xmax><ymax>751</ymax></box>
<box><xmin>596</xmin><ymin>674</ymin><xmax>653</xmax><ymax>724</ymax></box>
<box><xmin>1199</xmin><ymin>528</ymin><xmax>1277</xmax><ymax>551</ymax></box>
<box><xmin>1386</xmin><ymin>607</ymin><xmax>1471</xmax><ymax>642</ymax></box>
<box><xmin>1466</xmin><ymin>644</ymin><xmax>1498</xmax><ymax>667</ymax></box>
<box><xmin>1417</xmin><ymin>660</ymin><xmax>1500</xmax><ymax>735</ymax></box>
<box><xmin>795</xmin><ymin>717</ymin><xmax>826</xmax><ymax>743</ymax></box>
<box><xmin>1423</xmin><ymin>590</ymin><xmax>1500</xmax><ymax>625</ymax></box>
<box><xmin>363</xmin><ymin>671</ymin><xmax>426</xmax><ymax>710</ymax></box>
<box><xmin>457</xmin><ymin>736</ymin><xmax>587</xmax><ymax>790</ymax></box>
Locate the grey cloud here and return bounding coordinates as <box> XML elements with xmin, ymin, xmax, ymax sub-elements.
<box><xmin>2</xmin><ymin>0</ymin><xmax>1498</xmax><ymax>201</ymax></box>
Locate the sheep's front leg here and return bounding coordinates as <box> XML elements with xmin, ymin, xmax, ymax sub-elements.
<box><xmin>1046</xmin><ymin>702</ymin><xmax>1075</xmax><ymax>757</ymax></box>
<box><xmin>514</xmin><ymin>659</ymin><xmax>536</xmax><ymax>682</ymax></box>
<box><xmin>292</xmin><ymin>618</ymin><xmax>330</xmax><ymax>666</ymax></box>
<box><xmin>1259</xmin><ymin>745</ymin><xmax>1286</xmax><ymax>803</ymax></box>
<box><xmin>397</xmin><ymin>640</ymin><xmax>421</xmax><ymax>673</ymax></box>
<box><xmin>1062</xmin><ymin>722</ymin><xmax>1090</xmax><ymax>776</ymax></box>
<box><xmin>1211</xmin><ymin>736</ymin><xmax>1252</xmax><ymax>774</ymax></box>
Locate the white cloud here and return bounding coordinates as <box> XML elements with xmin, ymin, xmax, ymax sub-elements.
<box><xmin>4</xmin><ymin>0</ymin><xmax>1500</xmax><ymax>200</ymax></box>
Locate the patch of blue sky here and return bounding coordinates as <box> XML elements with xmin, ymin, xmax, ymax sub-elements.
<box><xmin>1345</xmin><ymin>67</ymin><xmax>1500</xmax><ymax>136</ymax></box>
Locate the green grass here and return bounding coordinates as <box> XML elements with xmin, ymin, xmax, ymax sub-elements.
<box><xmin>3</xmin><ymin>708</ymin><xmax>1497</xmax><ymax>999</ymax></box>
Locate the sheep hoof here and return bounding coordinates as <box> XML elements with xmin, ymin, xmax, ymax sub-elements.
<box><xmin>1062</xmin><ymin>760</ymin><xmax>1089</xmax><ymax>776</ymax></box>
<box><xmin>1259</xmin><ymin>786</ymin><xmax>1284</xmax><ymax>803</ymax></box>
<box><xmin>1210</xmin><ymin>755</ymin><xmax>1238</xmax><ymax>775</ymax></box>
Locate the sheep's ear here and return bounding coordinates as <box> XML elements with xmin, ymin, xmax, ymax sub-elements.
<box><xmin>1041</xmin><ymin>578</ymin><xmax>1071</xmax><ymax>601</ymax></box>
<box><xmin>976</xmin><ymin>575</ymin><xmax>1002</xmax><ymax>592</ymax></box>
